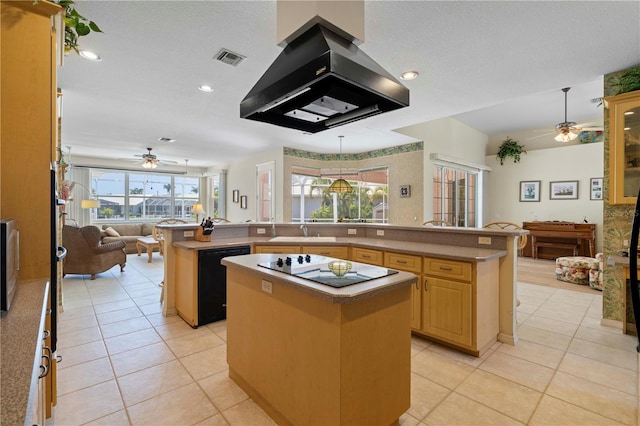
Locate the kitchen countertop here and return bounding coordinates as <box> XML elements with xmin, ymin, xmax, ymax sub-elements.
<box><xmin>222</xmin><ymin>253</ymin><xmax>417</xmax><ymax>304</ymax></box>
<box><xmin>174</xmin><ymin>236</ymin><xmax>506</xmax><ymax>262</ymax></box>
<box><xmin>0</xmin><ymin>280</ymin><xmax>49</xmax><ymax>426</ymax></box>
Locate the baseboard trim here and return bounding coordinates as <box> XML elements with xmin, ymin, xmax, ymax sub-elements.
<box><xmin>600</xmin><ymin>318</ymin><xmax>622</xmax><ymax>330</ymax></box>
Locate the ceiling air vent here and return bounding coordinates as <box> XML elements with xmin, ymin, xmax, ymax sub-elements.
<box><xmin>214</xmin><ymin>48</ymin><xmax>246</xmax><ymax>67</ymax></box>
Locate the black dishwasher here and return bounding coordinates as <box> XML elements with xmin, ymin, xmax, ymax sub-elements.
<box><xmin>198</xmin><ymin>245</ymin><xmax>250</xmax><ymax>326</ymax></box>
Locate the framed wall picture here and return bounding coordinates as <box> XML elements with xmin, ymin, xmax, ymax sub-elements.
<box><xmin>232</xmin><ymin>190</ymin><xmax>239</xmax><ymax>203</ymax></box>
<box><xmin>590</xmin><ymin>177</ymin><xmax>603</xmax><ymax>200</ymax></box>
<box><xmin>550</xmin><ymin>180</ymin><xmax>579</xmax><ymax>200</ymax></box>
<box><xmin>519</xmin><ymin>180</ymin><xmax>540</xmax><ymax>202</ymax></box>
<box><xmin>240</xmin><ymin>195</ymin><xmax>247</xmax><ymax>209</ymax></box>
<box><xmin>400</xmin><ymin>185</ymin><xmax>411</xmax><ymax>198</ymax></box>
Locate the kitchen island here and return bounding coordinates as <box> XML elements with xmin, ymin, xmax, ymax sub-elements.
<box><xmin>221</xmin><ymin>253</ymin><xmax>417</xmax><ymax>426</ymax></box>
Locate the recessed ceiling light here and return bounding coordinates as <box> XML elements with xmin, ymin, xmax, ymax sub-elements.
<box><xmin>624</xmin><ymin>111</ymin><xmax>635</xmax><ymax>115</ymax></box>
<box><xmin>400</xmin><ymin>71</ymin><xmax>419</xmax><ymax>80</ymax></box>
<box><xmin>79</xmin><ymin>50</ymin><xmax>102</xmax><ymax>62</ymax></box>
<box><xmin>624</xmin><ymin>127</ymin><xmax>631</xmax><ymax>130</ymax></box>
<box><xmin>198</xmin><ymin>85</ymin><xmax>214</xmax><ymax>93</ymax></box>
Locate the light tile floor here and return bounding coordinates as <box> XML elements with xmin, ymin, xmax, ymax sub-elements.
<box><xmin>47</xmin><ymin>254</ymin><xmax>640</xmax><ymax>425</ymax></box>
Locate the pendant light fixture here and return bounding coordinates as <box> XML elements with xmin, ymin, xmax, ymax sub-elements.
<box><xmin>554</xmin><ymin>87</ymin><xmax>579</xmax><ymax>143</ymax></box>
<box><xmin>328</xmin><ymin>135</ymin><xmax>353</xmax><ymax>193</ymax></box>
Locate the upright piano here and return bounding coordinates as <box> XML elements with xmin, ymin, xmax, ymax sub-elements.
<box><xmin>522</xmin><ymin>221</ymin><xmax>596</xmax><ymax>260</ymax></box>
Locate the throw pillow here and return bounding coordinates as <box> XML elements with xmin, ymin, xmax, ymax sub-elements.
<box><xmin>104</xmin><ymin>227</ymin><xmax>120</xmax><ymax>237</ymax></box>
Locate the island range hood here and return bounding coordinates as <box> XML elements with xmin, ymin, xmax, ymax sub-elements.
<box><xmin>240</xmin><ymin>23</ymin><xmax>409</xmax><ymax>133</ymax></box>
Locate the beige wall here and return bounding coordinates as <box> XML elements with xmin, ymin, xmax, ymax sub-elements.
<box><xmin>282</xmin><ymin>145</ymin><xmax>424</xmax><ymax>225</ymax></box>
<box><xmin>485</xmin><ymin>142</ymin><xmax>604</xmax><ymax>252</ymax></box>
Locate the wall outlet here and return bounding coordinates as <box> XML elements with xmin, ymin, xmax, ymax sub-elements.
<box><xmin>257</xmin><ymin>228</ymin><xmax>266</xmax><ymax>234</ymax></box>
<box><xmin>184</xmin><ymin>230</ymin><xmax>194</xmax><ymax>237</ymax></box>
<box><xmin>478</xmin><ymin>236</ymin><xmax>492</xmax><ymax>245</ymax></box>
<box><xmin>348</xmin><ymin>229</ymin><xmax>357</xmax><ymax>235</ymax></box>
<box><xmin>261</xmin><ymin>280</ymin><xmax>272</xmax><ymax>294</ymax></box>
<box><xmin>376</xmin><ymin>230</ymin><xmax>385</xmax><ymax>236</ymax></box>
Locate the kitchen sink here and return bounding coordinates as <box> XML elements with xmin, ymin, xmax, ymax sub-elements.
<box><xmin>269</xmin><ymin>236</ymin><xmax>337</xmax><ymax>242</ymax></box>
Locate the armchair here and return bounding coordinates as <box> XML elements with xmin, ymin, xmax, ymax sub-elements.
<box><xmin>62</xmin><ymin>225</ymin><xmax>126</xmax><ymax>280</ymax></box>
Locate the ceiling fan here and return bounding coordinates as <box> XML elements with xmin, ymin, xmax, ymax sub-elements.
<box><xmin>132</xmin><ymin>147</ymin><xmax>177</xmax><ymax>169</ymax></box>
<box><xmin>529</xmin><ymin>87</ymin><xmax>603</xmax><ymax>142</ymax></box>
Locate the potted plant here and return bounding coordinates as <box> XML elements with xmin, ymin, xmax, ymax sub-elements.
<box><xmin>613</xmin><ymin>66</ymin><xmax>640</xmax><ymax>95</ymax></box>
<box><xmin>496</xmin><ymin>137</ymin><xmax>526</xmax><ymax>165</ymax></box>
<box><xmin>35</xmin><ymin>0</ymin><xmax>102</xmax><ymax>54</ymax></box>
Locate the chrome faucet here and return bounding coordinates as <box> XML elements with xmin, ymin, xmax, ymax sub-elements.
<box><xmin>300</xmin><ymin>224</ymin><xmax>308</xmax><ymax>237</ymax></box>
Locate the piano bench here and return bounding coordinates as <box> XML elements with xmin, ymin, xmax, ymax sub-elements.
<box><xmin>555</xmin><ymin>256</ymin><xmax>600</xmax><ymax>286</ymax></box>
<box><xmin>533</xmin><ymin>242</ymin><xmax>579</xmax><ymax>259</ymax></box>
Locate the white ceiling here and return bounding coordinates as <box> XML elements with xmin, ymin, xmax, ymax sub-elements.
<box><xmin>58</xmin><ymin>1</ymin><xmax>640</xmax><ymax>169</ymax></box>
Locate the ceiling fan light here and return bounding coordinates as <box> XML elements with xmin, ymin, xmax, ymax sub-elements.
<box><xmin>554</xmin><ymin>130</ymin><xmax>578</xmax><ymax>143</ymax></box>
<box><xmin>328</xmin><ymin>178</ymin><xmax>353</xmax><ymax>193</ymax></box>
<box><xmin>143</xmin><ymin>160</ymin><xmax>158</xmax><ymax>169</ymax></box>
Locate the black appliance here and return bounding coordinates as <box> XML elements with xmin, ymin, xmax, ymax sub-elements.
<box><xmin>1</xmin><ymin>219</ymin><xmax>19</xmax><ymax>312</ymax></box>
<box><xmin>258</xmin><ymin>254</ymin><xmax>398</xmax><ymax>288</ymax></box>
<box><xmin>197</xmin><ymin>245</ymin><xmax>251</xmax><ymax>326</ymax></box>
<box><xmin>51</xmin><ymin>167</ymin><xmax>67</xmax><ymax>353</ymax></box>
<box><xmin>628</xmin><ymin>187</ymin><xmax>640</xmax><ymax>352</ymax></box>
<box><xmin>240</xmin><ymin>23</ymin><xmax>409</xmax><ymax>133</ymax></box>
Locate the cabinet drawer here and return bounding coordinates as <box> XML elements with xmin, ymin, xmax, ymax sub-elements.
<box><xmin>351</xmin><ymin>247</ymin><xmax>383</xmax><ymax>266</ymax></box>
<box><xmin>303</xmin><ymin>245</ymin><xmax>349</xmax><ymax>259</ymax></box>
<box><xmin>254</xmin><ymin>245</ymin><xmax>301</xmax><ymax>254</ymax></box>
<box><xmin>384</xmin><ymin>252</ymin><xmax>422</xmax><ymax>274</ymax></box>
<box><xmin>423</xmin><ymin>258</ymin><xmax>471</xmax><ymax>282</ymax></box>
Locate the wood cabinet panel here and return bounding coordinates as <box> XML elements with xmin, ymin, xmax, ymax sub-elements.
<box><xmin>423</xmin><ymin>258</ymin><xmax>471</xmax><ymax>282</ymax></box>
<box><xmin>384</xmin><ymin>252</ymin><xmax>422</xmax><ymax>274</ymax></box>
<box><xmin>254</xmin><ymin>245</ymin><xmax>301</xmax><ymax>254</ymax></box>
<box><xmin>422</xmin><ymin>277</ymin><xmax>472</xmax><ymax>347</ymax></box>
<box><xmin>351</xmin><ymin>247</ymin><xmax>383</xmax><ymax>266</ymax></box>
<box><xmin>608</xmin><ymin>90</ymin><xmax>640</xmax><ymax>204</ymax></box>
<box><xmin>384</xmin><ymin>252</ymin><xmax>422</xmax><ymax>329</ymax></box>
<box><xmin>302</xmin><ymin>245</ymin><xmax>349</xmax><ymax>259</ymax></box>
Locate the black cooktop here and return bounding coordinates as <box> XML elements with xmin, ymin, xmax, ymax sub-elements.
<box><xmin>258</xmin><ymin>254</ymin><xmax>398</xmax><ymax>288</ymax></box>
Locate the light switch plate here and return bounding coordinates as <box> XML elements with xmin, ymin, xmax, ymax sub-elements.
<box><xmin>376</xmin><ymin>230</ymin><xmax>384</xmax><ymax>236</ymax></box>
<box><xmin>478</xmin><ymin>236</ymin><xmax>492</xmax><ymax>245</ymax></box>
<box><xmin>348</xmin><ymin>229</ymin><xmax>357</xmax><ymax>235</ymax></box>
<box><xmin>257</xmin><ymin>228</ymin><xmax>266</xmax><ymax>234</ymax></box>
<box><xmin>184</xmin><ymin>230</ymin><xmax>194</xmax><ymax>237</ymax></box>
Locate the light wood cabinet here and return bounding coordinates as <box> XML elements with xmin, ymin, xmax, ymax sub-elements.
<box><xmin>351</xmin><ymin>247</ymin><xmax>384</xmax><ymax>266</ymax></box>
<box><xmin>384</xmin><ymin>252</ymin><xmax>422</xmax><ymax>329</ymax></box>
<box><xmin>1</xmin><ymin>2</ymin><xmax>62</xmax><ymax>419</ymax></box>
<box><xmin>302</xmin><ymin>245</ymin><xmax>349</xmax><ymax>258</ymax></box>
<box><xmin>254</xmin><ymin>245</ymin><xmax>301</xmax><ymax>254</ymax></box>
<box><xmin>608</xmin><ymin>90</ymin><xmax>640</xmax><ymax>204</ymax></box>
<box><xmin>422</xmin><ymin>276</ymin><xmax>472</xmax><ymax>347</ymax></box>
<box><xmin>418</xmin><ymin>257</ymin><xmax>499</xmax><ymax>356</ymax></box>
<box><xmin>174</xmin><ymin>247</ymin><xmax>199</xmax><ymax>326</ymax></box>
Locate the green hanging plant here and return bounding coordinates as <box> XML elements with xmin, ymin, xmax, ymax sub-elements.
<box><xmin>613</xmin><ymin>66</ymin><xmax>640</xmax><ymax>95</ymax></box>
<box><xmin>496</xmin><ymin>137</ymin><xmax>526</xmax><ymax>165</ymax></box>
<box><xmin>34</xmin><ymin>0</ymin><xmax>103</xmax><ymax>54</ymax></box>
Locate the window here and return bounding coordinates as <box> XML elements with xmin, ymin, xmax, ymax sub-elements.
<box><xmin>433</xmin><ymin>165</ymin><xmax>477</xmax><ymax>227</ymax></box>
<box><xmin>257</xmin><ymin>162</ymin><xmax>274</xmax><ymax>222</ymax></box>
<box><xmin>90</xmin><ymin>170</ymin><xmax>200</xmax><ymax>221</ymax></box>
<box><xmin>292</xmin><ymin>166</ymin><xmax>388</xmax><ymax>223</ymax></box>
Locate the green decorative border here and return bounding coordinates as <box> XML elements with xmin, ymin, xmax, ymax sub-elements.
<box><xmin>283</xmin><ymin>142</ymin><xmax>423</xmax><ymax>161</ymax></box>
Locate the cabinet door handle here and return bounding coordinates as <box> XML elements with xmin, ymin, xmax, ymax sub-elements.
<box><xmin>424</xmin><ymin>279</ymin><xmax>428</xmax><ymax>291</ymax></box>
<box><xmin>39</xmin><ymin>348</ymin><xmax>51</xmax><ymax>379</ymax></box>
<box><xmin>396</xmin><ymin>260</ymin><xmax>407</xmax><ymax>264</ymax></box>
<box><xmin>362</xmin><ymin>254</ymin><xmax>371</xmax><ymax>258</ymax></box>
<box><xmin>42</xmin><ymin>329</ymin><xmax>50</xmax><ymax>340</ymax></box>
<box><xmin>439</xmin><ymin>266</ymin><xmax>453</xmax><ymax>271</ymax></box>
<box><xmin>415</xmin><ymin>280</ymin><xmax>419</xmax><ymax>290</ymax></box>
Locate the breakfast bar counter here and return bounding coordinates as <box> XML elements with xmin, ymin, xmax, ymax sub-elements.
<box><xmin>221</xmin><ymin>253</ymin><xmax>417</xmax><ymax>425</ymax></box>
